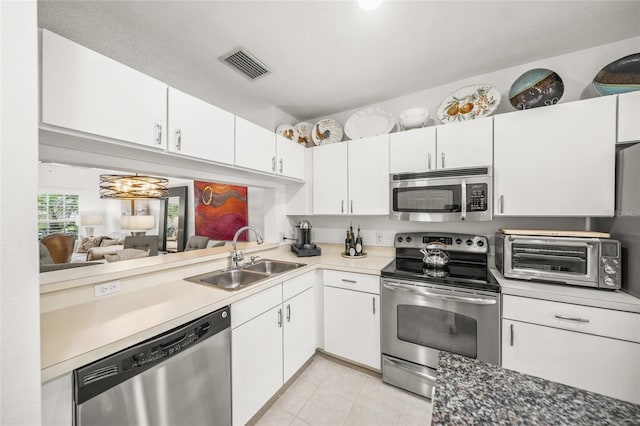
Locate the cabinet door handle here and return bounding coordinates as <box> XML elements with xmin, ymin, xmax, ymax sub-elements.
<box><xmin>278</xmin><ymin>308</ymin><xmax>282</xmax><ymax>328</ymax></box>
<box><xmin>510</xmin><ymin>324</ymin><xmax>514</xmax><ymax>346</ymax></box>
<box><xmin>372</xmin><ymin>297</ymin><xmax>376</xmax><ymax>314</ymax></box>
<box><xmin>351</xmin><ymin>200</ymin><xmax>354</xmax><ymax>214</ymax></box>
<box><xmin>427</xmin><ymin>153</ymin><xmax>432</xmax><ymax>170</ymax></box>
<box><xmin>555</xmin><ymin>315</ymin><xmax>590</xmax><ymax>323</ymax></box>
<box><xmin>286</xmin><ymin>304</ymin><xmax>291</xmax><ymax>322</ymax></box>
<box><xmin>499</xmin><ymin>195</ymin><xmax>504</xmax><ymax>214</ymax></box>
<box><xmin>175</xmin><ymin>129</ymin><xmax>182</xmax><ymax>150</ymax></box>
<box><xmin>341</xmin><ymin>279</ymin><xmax>357</xmax><ymax>284</ymax></box>
<box><xmin>272</xmin><ymin>156</ymin><xmax>276</xmax><ymax>172</ymax></box>
<box><xmin>279</xmin><ymin>158</ymin><xmax>283</xmax><ymax>174</ymax></box>
<box><xmin>441</xmin><ymin>152</ymin><xmax>445</xmax><ymax>169</ymax></box>
<box><xmin>341</xmin><ymin>200</ymin><xmax>344</xmax><ymax>214</ymax></box>
<box><xmin>155</xmin><ymin>120</ymin><xmax>163</xmax><ymax>145</ymax></box>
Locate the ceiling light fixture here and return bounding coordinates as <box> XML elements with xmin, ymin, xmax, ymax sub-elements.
<box><xmin>359</xmin><ymin>0</ymin><xmax>383</xmax><ymax>11</ymax></box>
<box><xmin>99</xmin><ymin>174</ymin><xmax>169</xmax><ymax>199</ymax></box>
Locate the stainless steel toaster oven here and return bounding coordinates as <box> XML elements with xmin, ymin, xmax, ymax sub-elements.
<box><xmin>495</xmin><ymin>233</ymin><xmax>621</xmax><ymax>290</ymax></box>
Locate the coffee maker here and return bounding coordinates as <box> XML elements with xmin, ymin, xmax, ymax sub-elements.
<box><xmin>291</xmin><ymin>220</ymin><xmax>321</xmax><ymax>257</ymax></box>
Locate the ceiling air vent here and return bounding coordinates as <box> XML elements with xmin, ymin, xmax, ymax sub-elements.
<box><xmin>219</xmin><ymin>47</ymin><xmax>271</xmax><ymax>81</ymax></box>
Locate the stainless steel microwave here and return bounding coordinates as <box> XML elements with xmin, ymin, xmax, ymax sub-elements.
<box><xmin>389</xmin><ymin>166</ymin><xmax>492</xmax><ymax>222</ymax></box>
<box><xmin>495</xmin><ymin>233</ymin><xmax>621</xmax><ymax>290</ymax></box>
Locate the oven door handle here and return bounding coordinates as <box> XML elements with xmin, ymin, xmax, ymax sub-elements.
<box><xmin>384</xmin><ymin>357</ymin><xmax>437</xmax><ymax>382</ymax></box>
<box><xmin>382</xmin><ymin>282</ymin><xmax>497</xmax><ymax>305</ymax></box>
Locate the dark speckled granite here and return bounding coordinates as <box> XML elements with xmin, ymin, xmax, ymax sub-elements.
<box><xmin>432</xmin><ymin>352</ymin><xmax>640</xmax><ymax>425</ymax></box>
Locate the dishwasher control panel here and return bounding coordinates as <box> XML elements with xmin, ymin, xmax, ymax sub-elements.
<box><xmin>124</xmin><ymin>319</ymin><xmax>215</xmax><ymax>370</ymax></box>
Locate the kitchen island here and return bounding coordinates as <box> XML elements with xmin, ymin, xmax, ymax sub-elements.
<box><xmin>431</xmin><ymin>352</ymin><xmax>640</xmax><ymax>425</ymax></box>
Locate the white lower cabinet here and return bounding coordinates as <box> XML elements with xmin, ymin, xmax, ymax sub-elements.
<box><xmin>42</xmin><ymin>373</ymin><xmax>73</xmax><ymax>426</ymax></box>
<box><xmin>323</xmin><ymin>271</ymin><xmax>380</xmax><ymax>369</ymax></box>
<box><xmin>502</xmin><ymin>295</ymin><xmax>640</xmax><ymax>404</ymax></box>
<box><xmin>283</xmin><ymin>286</ymin><xmax>316</xmax><ymax>382</ymax></box>
<box><xmin>231</xmin><ymin>272</ymin><xmax>316</xmax><ymax>425</ymax></box>
<box><xmin>232</xmin><ymin>303</ymin><xmax>283</xmax><ymax>426</ymax></box>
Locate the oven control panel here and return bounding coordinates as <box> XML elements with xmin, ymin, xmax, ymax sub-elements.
<box><xmin>395</xmin><ymin>232</ymin><xmax>489</xmax><ymax>254</ymax></box>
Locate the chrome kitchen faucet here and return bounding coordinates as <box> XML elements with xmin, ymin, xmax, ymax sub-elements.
<box><xmin>231</xmin><ymin>226</ymin><xmax>264</xmax><ymax>268</ymax></box>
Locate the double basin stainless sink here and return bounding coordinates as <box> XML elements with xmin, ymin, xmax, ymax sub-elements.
<box><xmin>185</xmin><ymin>259</ymin><xmax>306</xmax><ymax>291</ymax></box>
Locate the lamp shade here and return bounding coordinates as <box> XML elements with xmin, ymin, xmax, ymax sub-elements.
<box><xmin>80</xmin><ymin>214</ymin><xmax>103</xmax><ymax>226</ymax></box>
<box><xmin>121</xmin><ymin>215</ymin><xmax>155</xmax><ymax>231</ymax></box>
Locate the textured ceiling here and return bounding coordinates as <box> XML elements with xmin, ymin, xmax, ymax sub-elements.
<box><xmin>38</xmin><ymin>1</ymin><xmax>640</xmax><ymax>121</ymax></box>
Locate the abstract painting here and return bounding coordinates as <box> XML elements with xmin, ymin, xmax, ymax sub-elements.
<box><xmin>194</xmin><ymin>181</ymin><xmax>248</xmax><ymax>241</ymax></box>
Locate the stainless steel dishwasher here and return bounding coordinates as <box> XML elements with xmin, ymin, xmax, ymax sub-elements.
<box><xmin>73</xmin><ymin>306</ymin><xmax>231</xmax><ymax>426</ymax></box>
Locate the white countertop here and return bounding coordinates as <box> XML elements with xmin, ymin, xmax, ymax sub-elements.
<box><xmin>490</xmin><ymin>263</ymin><xmax>640</xmax><ymax>314</ymax></box>
<box><xmin>40</xmin><ymin>243</ymin><xmax>393</xmax><ymax>381</ymax></box>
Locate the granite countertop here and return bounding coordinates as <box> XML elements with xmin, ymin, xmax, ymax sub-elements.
<box><xmin>432</xmin><ymin>352</ymin><xmax>640</xmax><ymax>425</ymax></box>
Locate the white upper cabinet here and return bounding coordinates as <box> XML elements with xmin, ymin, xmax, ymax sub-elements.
<box><xmin>389</xmin><ymin>119</ymin><xmax>492</xmax><ymax>173</ymax></box>
<box><xmin>494</xmin><ymin>96</ymin><xmax>616</xmax><ymax>216</ymax></box>
<box><xmin>618</xmin><ymin>91</ymin><xmax>640</xmax><ymax>143</ymax></box>
<box><xmin>167</xmin><ymin>87</ymin><xmax>235</xmax><ymax>165</ymax></box>
<box><xmin>348</xmin><ymin>135</ymin><xmax>390</xmax><ymax>215</ymax></box>
<box><xmin>389</xmin><ymin>127</ymin><xmax>437</xmax><ymax>173</ymax></box>
<box><xmin>313</xmin><ymin>136</ymin><xmax>389</xmax><ymax>215</ymax></box>
<box><xmin>313</xmin><ymin>143</ymin><xmax>349</xmax><ymax>215</ymax></box>
<box><xmin>435</xmin><ymin>117</ymin><xmax>493</xmax><ymax>169</ymax></box>
<box><xmin>235</xmin><ymin>117</ymin><xmax>277</xmax><ymax>174</ymax></box>
<box><xmin>41</xmin><ymin>29</ymin><xmax>167</xmax><ymax>149</ymax></box>
<box><xmin>276</xmin><ymin>135</ymin><xmax>305</xmax><ymax>180</ymax></box>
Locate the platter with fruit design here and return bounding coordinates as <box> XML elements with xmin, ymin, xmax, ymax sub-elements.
<box><xmin>436</xmin><ymin>84</ymin><xmax>501</xmax><ymax>123</ymax></box>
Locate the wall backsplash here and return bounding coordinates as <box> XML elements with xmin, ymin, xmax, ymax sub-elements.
<box><xmin>288</xmin><ymin>215</ymin><xmax>590</xmax><ymax>254</ymax></box>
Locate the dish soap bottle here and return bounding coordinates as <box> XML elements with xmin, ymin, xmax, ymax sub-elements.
<box><xmin>355</xmin><ymin>226</ymin><xmax>363</xmax><ymax>256</ymax></box>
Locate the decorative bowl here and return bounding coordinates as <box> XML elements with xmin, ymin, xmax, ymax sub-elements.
<box><xmin>399</xmin><ymin>107</ymin><xmax>429</xmax><ymax>130</ymax></box>
<box><xmin>509</xmin><ymin>68</ymin><xmax>564</xmax><ymax>110</ymax></box>
<box><xmin>593</xmin><ymin>53</ymin><xmax>640</xmax><ymax>96</ymax></box>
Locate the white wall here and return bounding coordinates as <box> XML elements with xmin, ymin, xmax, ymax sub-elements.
<box><xmin>0</xmin><ymin>1</ymin><xmax>41</xmax><ymax>424</ymax></box>
<box><xmin>309</xmin><ymin>36</ymin><xmax>640</xmax><ymax>129</ymax></box>
<box><xmin>290</xmin><ymin>215</ymin><xmax>587</xmax><ymax>253</ymax></box>
<box><xmin>291</xmin><ymin>37</ymin><xmax>640</xmax><ymax>247</ymax></box>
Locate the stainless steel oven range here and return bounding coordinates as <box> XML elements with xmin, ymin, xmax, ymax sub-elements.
<box><xmin>380</xmin><ymin>232</ymin><xmax>501</xmax><ymax>398</ymax></box>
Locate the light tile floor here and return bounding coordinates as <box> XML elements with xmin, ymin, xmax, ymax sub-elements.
<box><xmin>255</xmin><ymin>355</ymin><xmax>433</xmax><ymax>426</ymax></box>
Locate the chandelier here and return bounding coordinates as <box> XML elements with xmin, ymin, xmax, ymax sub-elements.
<box><xmin>99</xmin><ymin>174</ymin><xmax>169</xmax><ymax>199</ymax></box>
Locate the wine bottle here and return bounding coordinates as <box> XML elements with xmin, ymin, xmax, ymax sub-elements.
<box><xmin>345</xmin><ymin>230</ymin><xmax>351</xmax><ymax>255</ymax></box>
<box><xmin>355</xmin><ymin>225</ymin><xmax>363</xmax><ymax>256</ymax></box>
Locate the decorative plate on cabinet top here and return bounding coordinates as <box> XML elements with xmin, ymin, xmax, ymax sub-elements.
<box><xmin>509</xmin><ymin>68</ymin><xmax>564</xmax><ymax>110</ymax></box>
<box><xmin>294</xmin><ymin>122</ymin><xmax>314</xmax><ymax>147</ymax></box>
<box><xmin>276</xmin><ymin>124</ymin><xmax>300</xmax><ymax>143</ymax></box>
<box><xmin>437</xmin><ymin>84</ymin><xmax>501</xmax><ymax>123</ymax></box>
<box><xmin>592</xmin><ymin>53</ymin><xmax>640</xmax><ymax>96</ymax></box>
<box><xmin>344</xmin><ymin>107</ymin><xmax>396</xmax><ymax>139</ymax></box>
<box><xmin>311</xmin><ymin>119</ymin><xmax>344</xmax><ymax>145</ymax></box>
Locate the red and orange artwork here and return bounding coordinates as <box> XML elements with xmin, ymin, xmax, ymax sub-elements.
<box><xmin>194</xmin><ymin>181</ymin><xmax>248</xmax><ymax>241</ymax></box>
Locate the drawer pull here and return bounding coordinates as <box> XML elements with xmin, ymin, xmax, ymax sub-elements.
<box><xmin>510</xmin><ymin>324</ymin><xmax>514</xmax><ymax>346</ymax></box>
<box><xmin>341</xmin><ymin>279</ymin><xmax>357</xmax><ymax>284</ymax></box>
<box><xmin>555</xmin><ymin>314</ymin><xmax>590</xmax><ymax>323</ymax></box>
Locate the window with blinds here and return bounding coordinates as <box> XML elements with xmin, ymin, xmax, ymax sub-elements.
<box><xmin>38</xmin><ymin>193</ymin><xmax>79</xmax><ymax>238</ymax></box>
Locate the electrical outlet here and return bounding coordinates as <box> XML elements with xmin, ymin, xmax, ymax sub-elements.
<box><xmin>376</xmin><ymin>232</ymin><xmax>383</xmax><ymax>244</ymax></box>
<box><xmin>94</xmin><ymin>280</ymin><xmax>121</xmax><ymax>297</ymax></box>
